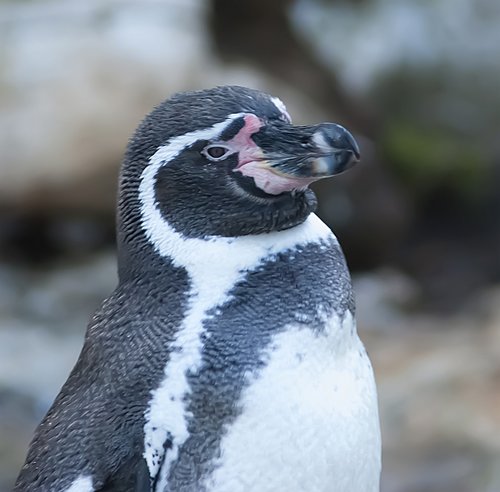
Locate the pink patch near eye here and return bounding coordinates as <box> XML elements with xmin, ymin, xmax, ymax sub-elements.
<box><xmin>225</xmin><ymin>114</ymin><xmax>264</xmax><ymax>165</ymax></box>
<box><xmin>237</xmin><ymin>161</ymin><xmax>318</xmax><ymax>195</ymax></box>
<box><xmin>242</xmin><ymin>114</ymin><xmax>263</xmax><ymax>133</ymax></box>
<box><xmin>228</xmin><ymin>113</ymin><xmax>317</xmax><ymax>195</ymax></box>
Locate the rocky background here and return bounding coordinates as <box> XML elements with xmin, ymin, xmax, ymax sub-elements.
<box><xmin>1</xmin><ymin>0</ymin><xmax>499</xmax><ymax>490</ymax></box>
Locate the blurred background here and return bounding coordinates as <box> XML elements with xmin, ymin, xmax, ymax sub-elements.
<box><xmin>1</xmin><ymin>0</ymin><xmax>499</xmax><ymax>490</ymax></box>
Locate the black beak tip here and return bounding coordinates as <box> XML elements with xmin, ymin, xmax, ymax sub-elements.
<box><xmin>321</xmin><ymin>123</ymin><xmax>360</xmax><ymax>160</ymax></box>
<box><xmin>336</xmin><ymin>149</ymin><xmax>359</xmax><ymax>174</ymax></box>
<box><xmin>315</xmin><ymin>123</ymin><xmax>361</xmax><ymax>174</ymax></box>
<box><xmin>347</xmin><ymin>134</ymin><xmax>361</xmax><ymax>161</ymax></box>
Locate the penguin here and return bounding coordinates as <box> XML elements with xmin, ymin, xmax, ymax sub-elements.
<box><xmin>14</xmin><ymin>85</ymin><xmax>381</xmax><ymax>492</ymax></box>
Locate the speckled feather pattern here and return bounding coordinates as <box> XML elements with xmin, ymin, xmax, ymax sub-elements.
<box><xmin>137</xmin><ymin>111</ymin><xmax>380</xmax><ymax>490</ymax></box>
<box><xmin>14</xmin><ymin>86</ymin><xmax>381</xmax><ymax>492</ymax></box>
<box><xmin>138</xmin><ymin>222</ymin><xmax>381</xmax><ymax>491</ymax></box>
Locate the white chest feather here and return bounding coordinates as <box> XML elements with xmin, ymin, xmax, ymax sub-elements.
<box><xmin>204</xmin><ymin>312</ymin><xmax>381</xmax><ymax>492</ymax></box>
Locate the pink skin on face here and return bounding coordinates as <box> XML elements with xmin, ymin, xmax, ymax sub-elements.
<box><xmin>228</xmin><ymin>114</ymin><xmax>319</xmax><ymax>195</ymax></box>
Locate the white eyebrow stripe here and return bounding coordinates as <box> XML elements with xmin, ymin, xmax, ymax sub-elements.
<box><xmin>270</xmin><ymin>97</ymin><xmax>292</xmax><ymax>123</ymax></box>
<box><xmin>148</xmin><ymin>113</ymin><xmax>248</xmax><ymax>167</ymax></box>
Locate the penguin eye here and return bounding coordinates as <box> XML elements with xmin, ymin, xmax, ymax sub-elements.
<box><xmin>203</xmin><ymin>145</ymin><xmax>232</xmax><ymax>161</ymax></box>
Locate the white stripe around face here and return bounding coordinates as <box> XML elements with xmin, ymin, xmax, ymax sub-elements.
<box><xmin>65</xmin><ymin>475</ymin><xmax>93</xmax><ymax>492</ymax></box>
<box><xmin>138</xmin><ymin>114</ymin><xmax>336</xmax><ymax>488</ymax></box>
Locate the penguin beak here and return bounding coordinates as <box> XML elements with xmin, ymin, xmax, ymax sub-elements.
<box><xmin>236</xmin><ymin>122</ymin><xmax>360</xmax><ymax>195</ymax></box>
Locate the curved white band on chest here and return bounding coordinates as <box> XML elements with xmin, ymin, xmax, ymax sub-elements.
<box><xmin>138</xmin><ymin>113</ymin><xmax>335</xmax><ymax>489</ymax></box>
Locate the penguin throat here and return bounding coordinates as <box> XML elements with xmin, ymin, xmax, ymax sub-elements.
<box><xmin>153</xmin><ymin>166</ymin><xmax>318</xmax><ymax>238</ymax></box>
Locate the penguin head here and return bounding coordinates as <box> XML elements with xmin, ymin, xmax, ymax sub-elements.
<box><xmin>118</xmin><ymin>86</ymin><xmax>359</xmax><ymax>245</ymax></box>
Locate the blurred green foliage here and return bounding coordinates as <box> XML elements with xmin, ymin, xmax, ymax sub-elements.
<box><xmin>383</xmin><ymin>122</ymin><xmax>490</xmax><ymax>201</ymax></box>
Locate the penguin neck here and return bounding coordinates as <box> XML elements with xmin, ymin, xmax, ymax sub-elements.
<box><xmin>117</xmin><ymin>210</ymin><xmax>335</xmax><ymax>290</ymax></box>
<box><xmin>164</xmin><ymin>210</ymin><xmax>329</xmax><ymax>258</ymax></box>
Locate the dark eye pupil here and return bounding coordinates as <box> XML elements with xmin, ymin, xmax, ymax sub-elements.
<box><xmin>207</xmin><ymin>146</ymin><xmax>227</xmax><ymax>159</ymax></box>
